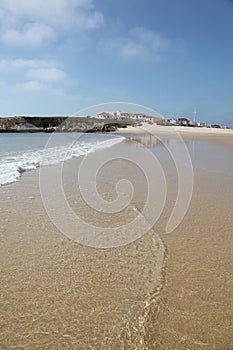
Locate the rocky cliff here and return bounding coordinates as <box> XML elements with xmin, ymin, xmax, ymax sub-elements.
<box><xmin>0</xmin><ymin>117</ymin><xmax>129</xmax><ymax>133</ymax></box>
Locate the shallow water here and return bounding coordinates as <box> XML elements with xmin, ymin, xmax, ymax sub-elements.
<box><xmin>0</xmin><ymin>133</ymin><xmax>233</xmax><ymax>349</ymax></box>
<box><xmin>0</xmin><ymin>135</ymin><xmax>166</xmax><ymax>349</ymax></box>
<box><xmin>0</xmin><ymin>133</ymin><xmax>124</xmax><ymax>185</ymax></box>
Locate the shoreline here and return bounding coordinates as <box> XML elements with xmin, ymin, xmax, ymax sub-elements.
<box><xmin>115</xmin><ymin>122</ymin><xmax>233</xmax><ymax>135</ymax></box>
<box><xmin>0</xmin><ymin>132</ymin><xmax>233</xmax><ymax>348</ymax></box>
<box><xmin>0</xmin><ymin>138</ymin><xmax>166</xmax><ymax>349</ymax></box>
<box><xmin>0</xmin><ymin>132</ymin><xmax>125</xmax><ymax>187</ymax></box>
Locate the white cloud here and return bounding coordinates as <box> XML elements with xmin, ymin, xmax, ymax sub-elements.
<box><xmin>2</xmin><ymin>23</ymin><xmax>56</xmax><ymax>47</ymax></box>
<box><xmin>0</xmin><ymin>58</ymin><xmax>68</xmax><ymax>96</ymax></box>
<box><xmin>0</xmin><ymin>0</ymin><xmax>95</xmax><ymax>24</ymax></box>
<box><xmin>16</xmin><ymin>80</ymin><xmax>48</xmax><ymax>92</ymax></box>
<box><xmin>131</xmin><ymin>27</ymin><xmax>169</xmax><ymax>52</ymax></box>
<box><xmin>13</xmin><ymin>80</ymin><xmax>64</xmax><ymax>96</ymax></box>
<box><xmin>0</xmin><ymin>0</ymin><xmax>104</xmax><ymax>47</ymax></box>
<box><xmin>0</xmin><ymin>58</ymin><xmax>59</xmax><ymax>71</ymax></box>
<box><xmin>119</xmin><ymin>42</ymin><xmax>144</xmax><ymax>59</ymax></box>
<box><xmin>26</xmin><ymin>67</ymin><xmax>67</xmax><ymax>82</ymax></box>
<box><xmin>100</xmin><ymin>27</ymin><xmax>170</xmax><ymax>61</ymax></box>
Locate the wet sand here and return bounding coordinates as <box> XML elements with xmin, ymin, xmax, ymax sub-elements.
<box><xmin>116</xmin><ymin>123</ymin><xmax>233</xmax><ymax>136</ymax></box>
<box><xmin>144</xmin><ymin>156</ymin><xmax>233</xmax><ymax>349</ymax></box>
<box><xmin>0</xmin><ymin>142</ymin><xmax>165</xmax><ymax>350</ymax></box>
<box><xmin>126</xmin><ymin>132</ymin><xmax>233</xmax><ymax>349</ymax></box>
<box><xmin>1</xmin><ymin>132</ymin><xmax>233</xmax><ymax>349</ymax></box>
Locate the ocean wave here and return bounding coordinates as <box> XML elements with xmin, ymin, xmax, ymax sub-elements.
<box><xmin>0</xmin><ymin>135</ymin><xmax>125</xmax><ymax>186</ymax></box>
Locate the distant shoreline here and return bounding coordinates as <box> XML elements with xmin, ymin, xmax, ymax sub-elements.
<box><xmin>1</xmin><ymin>123</ymin><xmax>233</xmax><ymax>135</ymax></box>
<box><xmin>115</xmin><ymin>123</ymin><xmax>233</xmax><ymax>135</ymax></box>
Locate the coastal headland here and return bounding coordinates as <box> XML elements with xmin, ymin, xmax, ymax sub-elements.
<box><xmin>0</xmin><ymin>116</ymin><xmax>130</xmax><ymax>133</ymax></box>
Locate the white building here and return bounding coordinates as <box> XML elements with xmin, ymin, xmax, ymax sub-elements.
<box><xmin>96</xmin><ymin>112</ymin><xmax>114</xmax><ymax>119</ymax></box>
<box><xmin>96</xmin><ymin>111</ymin><xmax>158</xmax><ymax>123</ymax></box>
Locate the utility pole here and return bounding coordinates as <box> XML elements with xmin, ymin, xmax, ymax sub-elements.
<box><xmin>193</xmin><ymin>108</ymin><xmax>197</xmax><ymax>126</ymax></box>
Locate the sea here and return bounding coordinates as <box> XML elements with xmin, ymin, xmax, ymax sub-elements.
<box><xmin>0</xmin><ymin>132</ymin><xmax>125</xmax><ymax>186</ymax></box>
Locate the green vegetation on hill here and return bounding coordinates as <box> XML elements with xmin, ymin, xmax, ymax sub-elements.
<box><xmin>0</xmin><ymin>116</ymin><xmax>134</xmax><ymax>132</ymax></box>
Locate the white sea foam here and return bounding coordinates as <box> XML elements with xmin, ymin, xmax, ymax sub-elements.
<box><xmin>0</xmin><ymin>135</ymin><xmax>125</xmax><ymax>186</ymax></box>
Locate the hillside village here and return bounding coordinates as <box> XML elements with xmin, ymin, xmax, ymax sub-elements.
<box><xmin>96</xmin><ymin>111</ymin><xmax>225</xmax><ymax>128</ymax></box>
<box><xmin>0</xmin><ymin>112</ymin><xmax>227</xmax><ymax>132</ymax></box>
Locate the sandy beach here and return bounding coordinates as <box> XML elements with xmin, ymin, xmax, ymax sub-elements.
<box><xmin>1</xmin><ymin>0</ymin><xmax>233</xmax><ymax>348</ymax></box>
<box><xmin>0</xmin><ymin>140</ymin><xmax>166</xmax><ymax>350</ymax></box>
<box><xmin>117</xmin><ymin>125</ymin><xmax>233</xmax><ymax>349</ymax></box>
<box><xmin>0</xmin><ymin>128</ymin><xmax>233</xmax><ymax>349</ymax></box>
<box><xmin>116</xmin><ymin>123</ymin><xmax>233</xmax><ymax>136</ymax></box>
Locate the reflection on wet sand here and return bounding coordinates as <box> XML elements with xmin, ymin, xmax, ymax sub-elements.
<box><xmin>1</xmin><ymin>134</ymin><xmax>233</xmax><ymax>349</ymax></box>
<box><xmin>0</xmin><ymin>140</ymin><xmax>166</xmax><ymax>349</ymax></box>
<box><xmin>127</xmin><ymin>134</ymin><xmax>172</xmax><ymax>148</ymax></box>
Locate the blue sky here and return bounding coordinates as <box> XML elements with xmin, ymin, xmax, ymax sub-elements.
<box><xmin>0</xmin><ymin>0</ymin><xmax>233</xmax><ymax>126</ymax></box>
